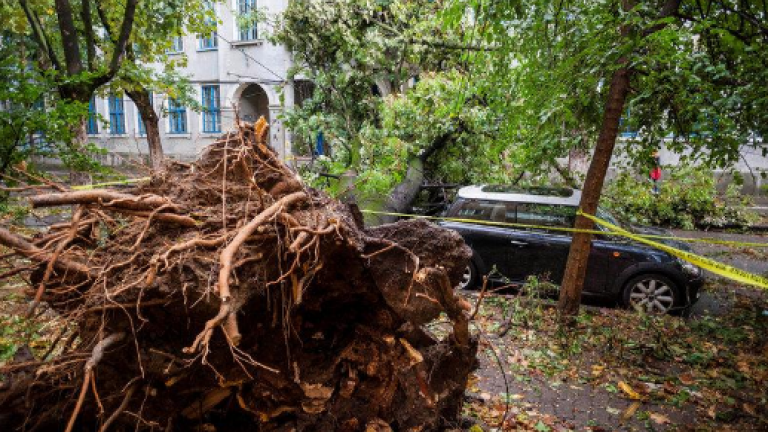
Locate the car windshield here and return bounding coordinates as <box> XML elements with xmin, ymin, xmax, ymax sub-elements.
<box><xmin>596</xmin><ymin>207</ymin><xmax>622</xmax><ymax>228</ymax></box>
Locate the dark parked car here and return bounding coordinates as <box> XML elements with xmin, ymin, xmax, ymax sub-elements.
<box><xmin>441</xmin><ymin>185</ymin><xmax>704</xmax><ymax>314</ymax></box>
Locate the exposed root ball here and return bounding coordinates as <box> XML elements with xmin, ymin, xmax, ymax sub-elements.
<box><xmin>0</xmin><ymin>118</ymin><xmax>477</xmax><ymax>431</ymax></box>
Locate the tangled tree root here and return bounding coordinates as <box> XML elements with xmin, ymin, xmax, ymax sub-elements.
<box><xmin>0</xmin><ymin>118</ymin><xmax>477</xmax><ymax>431</ymax></box>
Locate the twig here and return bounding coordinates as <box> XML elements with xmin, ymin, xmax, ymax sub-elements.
<box><xmin>11</xmin><ymin>168</ymin><xmax>68</xmax><ymax>192</ymax></box>
<box><xmin>0</xmin><ymin>227</ymin><xmax>94</xmax><ymax>277</ymax></box>
<box><xmin>28</xmin><ymin>206</ymin><xmax>85</xmax><ymax>317</ymax></box>
<box><xmin>469</xmin><ymin>276</ymin><xmax>489</xmax><ymax>321</ymax></box>
<box><xmin>84</xmin><ymin>299</ymin><xmax>170</xmax><ymax>313</ymax></box>
<box><xmin>100</xmin><ymin>208</ymin><xmax>197</xmax><ymax>227</ymax></box>
<box><xmin>218</xmin><ymin>191</ymin><xmax>307</xmax><ymax>301</ymax></box>
<box><xmin>132</xmin><ymin>204</ymin><xmax>175</xmax><ymax>250</ymax></box>
<box><xmin>100</xmin><ymin>382</ymin><xmax>139</xmax><ymax>432</ymax></box>
<box><xmin>65</xmin><ymin>332</ymin><xmax>126</xmax><ymax>432</ymax></box>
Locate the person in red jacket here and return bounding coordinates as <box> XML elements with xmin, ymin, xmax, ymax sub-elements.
<box><xmin>650</xmin><ymin>151</ymin><xmax>662</xmax><ymax>194</ymax></box>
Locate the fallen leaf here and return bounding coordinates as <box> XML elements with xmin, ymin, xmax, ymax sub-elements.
<box><xmin>500</xmin><ymin>392</ymin><xmax>525</xmax><ymax>402</ymax></box>
<box><xmin>679</xmin><ymin>373</ymin><xmax>695</xmax><ymax>385</ymax></box>
<box><xmin>620</xmin><ymin>401</ymin><xmax>641</xmax><ymax>424</ymax></box>
<box><xmin>618</xmin><ymin>381</ymin><xmax>643</xmax><ymax>400</ymax></box>
<box><xmin>649</xmin><ymin>412</ymin><xmax>670</xmax><ymax>424</ymax></box>
<box><xmin>707</xmin><ymin>405</ymin><xmax>717</xmax><ymax>419</ymax></box>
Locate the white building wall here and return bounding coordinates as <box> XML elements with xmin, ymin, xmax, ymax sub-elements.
<box><xmin>88</xmin><ymin>0</ymin><xmax>295</xmax><ymax>163</ymax></box>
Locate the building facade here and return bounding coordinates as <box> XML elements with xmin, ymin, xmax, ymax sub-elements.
<box><xmin>87</xmin><ymin>0</ymin><xmax>300</xmax><ymax>164</ymax></box>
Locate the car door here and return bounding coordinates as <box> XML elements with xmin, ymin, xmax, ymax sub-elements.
<box><xmin>445</xmin><ymin>199</ymin><xmax>521</xmax><ymax>281</ymax></box>
<box><xmin>584</xmin><ymin>237</ymin><xmax>610</xmax><ymax>293</ymax></box>
<box><xmin>511</xmin><ymin>203</ymin><xmax>574</xmax><ymax>284</ymax></box>
<box><xmin>515</xmin><ymin>204</ymin><xmax>611</xmax><ymax>292</ymax></box>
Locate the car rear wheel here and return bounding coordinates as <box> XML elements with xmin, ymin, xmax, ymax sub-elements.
<box><xmin>622</xmin><ymin>274</ymin><xmax>678</xmax><ymax>314</ymax></box>
<box><xmin>457</xmin><ymin>262</ymin><xmax>477</xmax><ymax>290</ymax></box>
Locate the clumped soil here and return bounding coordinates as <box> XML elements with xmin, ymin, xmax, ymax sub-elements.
<box><xmin>0</xmin><ymin>119</ymin><xmax>477</xmax><ymax>431</ymax></box>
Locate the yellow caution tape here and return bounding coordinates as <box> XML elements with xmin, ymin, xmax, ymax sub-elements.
<box><xmin>361</xmin><ymin>210</ymin><xmax>768</xmax><ymax>248</ymax></box>
<box><xmin>362</xmin><ymin>209</ymin><xmax>606</xmax><ymax>235</ymax></box>
<box><xmin>578</xmin><ymin>211</ymin><xmax>768</xmax><ymax>290</ymax></box>
<box><xmin>362</xmin><ymin>209</ymin><xmax>768</xmax><ymax>290</ymax></box>
<box><xmin>70</xmin><ymin>177</ymin><xmax>151</xmax><ymax>191</ymax></box>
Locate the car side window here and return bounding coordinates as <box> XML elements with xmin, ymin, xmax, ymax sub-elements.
<box><xmin>515</xmin><ymin>203</ymin><xmax>576</xmax><ymax>232</ymax></box>
<box><xmin>447</xmin><ymin>199</ymin><xmax>512</xmax><ymax>223</ymax></box>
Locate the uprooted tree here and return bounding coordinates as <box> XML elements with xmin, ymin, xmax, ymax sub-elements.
<box><xmin>0</xmin><ymin>118</ymin><xmax>477</xmax><ymax>431</ymax></box>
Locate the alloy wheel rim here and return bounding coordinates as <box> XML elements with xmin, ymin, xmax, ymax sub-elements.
<box><xmin>629</xmin><ymin>278</ymin><xmax>674</xmax><ymax>313</ymax></box>
<box><xmin>457</xmin><ymin>265</ymin><xmax>472</xmax><ymax>289</ymax></box>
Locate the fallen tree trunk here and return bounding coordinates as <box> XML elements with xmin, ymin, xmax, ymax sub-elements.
<box><xmin>0</xmin><ymin>118</ymin><xmax>476</xmax><ymax>431</ymax></box>
<box><xmin>29</xmin><ymin>190</ymin><xmax>182</xmax><ymax>212</ymax></box>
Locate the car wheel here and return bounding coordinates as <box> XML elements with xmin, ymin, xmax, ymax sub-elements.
<box><xmin>457</xmin><ymin>262</ymin><xmax>477</xmax><ymax>290</ymax></box>
<box><xmin>622</xmin><ymin>274</ymin><xmax>678</xmax><ymax>314</ymax></box>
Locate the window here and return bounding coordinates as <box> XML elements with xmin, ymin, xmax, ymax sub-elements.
<box><xmin>202</xmin><ymin>85</ymin><xmax>221</xmax><ymax>133</ymax></box>
<box><xmin>137</xmin><ymin>91</ymin><xmax>153</xmax><ymax>135</ymax></box>
<box><xmin>87</xmin><ymin>96</ymin><xmax>98</xmax><ymax>134</ymax></box>
<box><xmin>169</xmin><ymin>36</ymin><xmax>184</xmax><ymax>53</ymax></box>
<box><xmin>198</xmin><ymin>2</ymin><xmax>218</xmax><ymax>50</ymax></box>
<box><xmin>108</xmin><ymin>94</ymin><xmax>125</xmax><ymax>134</ymax></box>
<box><xmin>619</xmin><ymin>107</ymin><xmax>637</xmax><ymax>138</ymax></box>
<box><xmin>516</xmin><ymin>204</ymin><xmax>576</xmax><ymax>230</ymax></box>
<box><xmin>238</xmin><ymin>0</ymin><xmax>258</xmax><ymax>41</ymax></box>
<box><xmin>447</xmin><ymin>199</ymin><xmax>514</xmax><ymax>223</ymax></box>
<box><xmin>198</xmin><ymin>33</ymin><xmax>217</xmax><ymax>50</ymax></box>
<box><xmin>167</xmin><ymin>98</ymin><xmax>187</xmax><ymax>134</ymax></box>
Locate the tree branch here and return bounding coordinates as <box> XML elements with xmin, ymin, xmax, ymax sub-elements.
<box><xmin>80</xmin><ymin>0</ymin><xmax>97</xmax><ymax>70</ymax></box>
<box><xmin>717</xmin><ymin>0</ymin><xmax>768</xmax><ymax>38</ymax></box>
<box><xmin>108</xmin><ymin>0</ymin><xmax>139</xmax><ymax>75</ymax></box>
<box><xmin>54</xmin><ymin>0</ymin><xmax>84</xmax><ymax>75</ymax></box>
<box><xmin>642</xmin><ymin>0</ymin><xmax>682</xmax><ymax>37</ymax></box>
<box><xmin>95</xmin><ymin>1</ymin><xmax>116</xmax><ymax>41</ymax></box>
<box><xmin>18</xmin><ymin>0</ymin><xmax>61</xmax><ymax>71</ymax></box>
<box><xmin>0</xmin><ymin>227</ymin><xmax>94</xmax><ymax>277</ymax></box>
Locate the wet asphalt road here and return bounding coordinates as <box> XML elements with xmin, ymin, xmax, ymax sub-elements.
<box><xmin>671</xmin><ymin>229</ymin><xmax>768</xmax><ymax>316</ymax></box>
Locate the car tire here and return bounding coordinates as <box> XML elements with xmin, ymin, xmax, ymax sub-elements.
<box><xmin>622</xmin><ymin>273</ymin><xmax>680</xmax><ymax>315</ymax></box>
<box><xmin>457</xmin><ymin>261</ymin><xmax>477</xmax><ymax>290</ymax></box>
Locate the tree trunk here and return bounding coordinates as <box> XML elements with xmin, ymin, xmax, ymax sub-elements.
<box><xmin>558</xmin><ymin>74</ymin><xmax>631</xmax><ymax>318</ymax></box>
<box><xmin>126</xmin><ymin>88</ymin><xmax>163</xmax><ymax>170</ymax></box>
<box><xmin>557</xmin><ymin>0</ymin><xmax>681</xmax><ymax>320</ymax></box>
<box><xmin>69</xmin><ymin>117</ymin><xmax>92</xmax><ymax>186</ymax></box>
<box><xmin>364</xmin><ymin>157</ymin><xmax>425</xmax><ymax>225</ymax></box>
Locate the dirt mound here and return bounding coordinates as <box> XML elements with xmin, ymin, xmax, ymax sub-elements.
<box><xmin>0</xmin><ymin>118</ymin><xmax>476</xmax><ymax>431</ymax></box>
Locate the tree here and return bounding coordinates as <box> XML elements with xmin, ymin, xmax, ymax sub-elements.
<box><xmin>354</xmin><ymin>72</ymin><xmax>513</xmax><ymax>222</ymax></box>
<box><xmin>7</xmin><ymin>0</ymin><xmax>211</xmax><ymax>172</ymax></box>
<box><xmin>278</xmin><ymin>0</ymin><xmax>509</xmax><ymax>219</ymax></box>
<box><xmin>0</xmin><ymin>47</ymin><xmax>94</xmax><ymax>179</ymax></box>
<box><xmin>102</xmin><ymin>0</ymin><xmax>213</xmax><ymax>170</ymax></box>
<box><xmin>18</xmin><ymin>0</ymin><xmax>138</xmax><ymax>166</ymax></box>
<box><xmin>460</xmin><ymin>0</ymin><xmax>768</xmax><ymax>318</ymax></box>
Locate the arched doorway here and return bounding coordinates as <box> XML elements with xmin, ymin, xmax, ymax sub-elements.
<box><xmin>238</xmin><ymin>83</ymin><xmax>270</xmax><ymax>125</ymax></box>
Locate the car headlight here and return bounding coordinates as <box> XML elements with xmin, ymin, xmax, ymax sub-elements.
<box><xmin>678</xmin><ymin>258</ymin><xmax>701</xmax><ymax>277</ymax></box>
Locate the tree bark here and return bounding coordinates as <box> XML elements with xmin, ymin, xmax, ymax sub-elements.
<box><xmin>126</xmin><ymin>88</ymin><xmax>164</xmax><ymax>170</ymax></box>
<box><xmin>54</xmin><ymin>0</ymin><xmax>83</xmax><ymax>76</ymax></box>
<box><xmin>558</xmin><ymin>2</ymin><xmax>633</xmax><ymax>319</ymax></box>
<box><xmin>557</xmin><ymin>66</ymin><xmax>630</xmax><ymax>318</ymax></box>
<box><xmin>69</xmin><ymin>117</ymin><xmax>92</xmax><ymax>186</ymax></box>
<box><xmin>364</xmin><ymin>157</ymin><xmax>425</xmax><ymax>225</ymax></box>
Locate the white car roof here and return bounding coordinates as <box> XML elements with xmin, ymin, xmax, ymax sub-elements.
<box><xmin>456</xmin><ymin>185</ymin><xmax>582</xmax><ymax>206</ymax></box>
